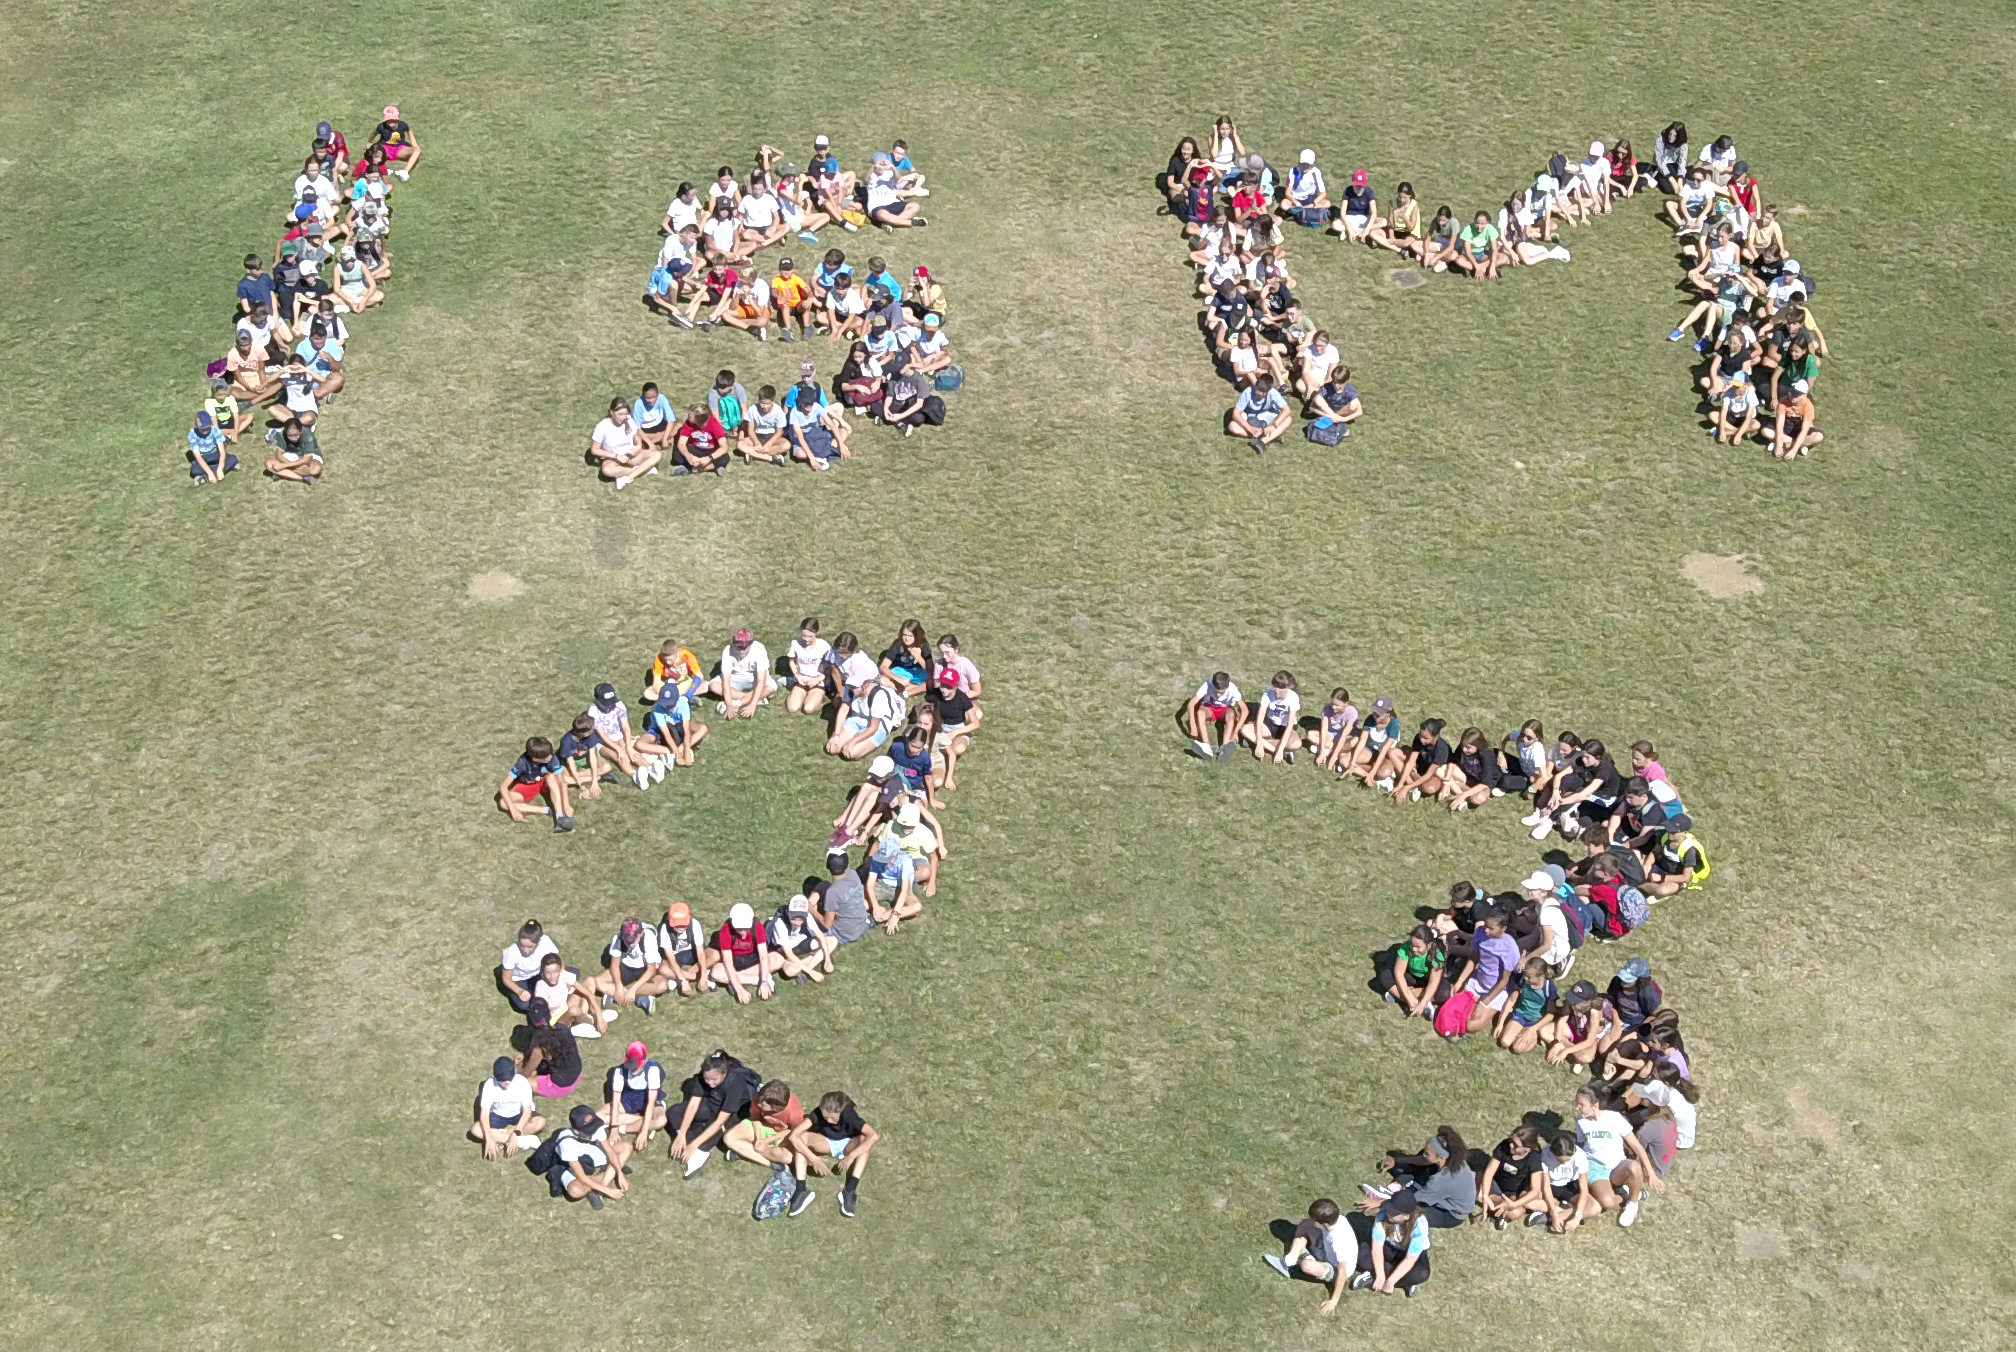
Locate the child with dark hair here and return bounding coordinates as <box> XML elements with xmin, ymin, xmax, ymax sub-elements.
<box><xmin>1263</xmin><ymin>1197</ymin><xmax>1354</xmax><ymax>1312</ymax></box>
<box><xmin>807</xmin><ymin>1090</ymin><xmax>880</xmax><ymax>1217</ymax></box>
<box><xmin>1378</xmin><ymin>924</ymin><xmax>1446</xmax><ymax>1019</ymax></box>
<box><xmin>496</xmin><ymin>736</ymin><xmax>573</xmax><ymax>831</ymax></box>
<box><xmin>1360</xmin><ymin>1127</ymin><xmax>1475</xmax><ymax>1228</ymax></box>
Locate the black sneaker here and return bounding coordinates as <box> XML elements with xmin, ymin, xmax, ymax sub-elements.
<box><xmin>788</xmin><ymin>1184</ymin><xmax>817</xmax><ymax>1217</ymax></box>
<box><xmin>588</xmin><ymin>1193</ymin><xmax>604</xmax><ymax>1210</ymax></box>
<box><xmin>553</xmin><ymin>815</ymin><xmax>575</xmax><ymax>832</ymax></box>
<box><xmin>839</xmin><ymin>1187</ymin><xmax>857</xmax><ymax>1218</ymax></box>
<box><xmin>1493</xmin><ymin>1214</ymin><xmax>1509</xmax><ymax>1231</ymax></box>
<box><xmin>1525</xmin><ymin>1212</ymin><xmax>1550</xmax><ymax>1228</ymax></box>
<box><xmin>1349</xmin><ymin>1270</ymin><xmax>1373</xmax><ymax>1290</ymax></box>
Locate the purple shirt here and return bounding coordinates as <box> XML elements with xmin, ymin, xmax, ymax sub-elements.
<box><xmin>1466</xmin><ymin>933</ymin><xmax>1522</xmax><ymax>997</ymax></box>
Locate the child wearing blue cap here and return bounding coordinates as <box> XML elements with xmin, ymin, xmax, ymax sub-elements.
<box><xmin>187</xmin><ymin>410</ymin><xmax>237</xmax><ymax>484</ymax></box>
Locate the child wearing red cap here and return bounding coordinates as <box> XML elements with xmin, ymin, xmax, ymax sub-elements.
<box><xmin>603</xmin><ymin>1041</ymin><xmax>668</xmax><ymax>1147</ymax></box>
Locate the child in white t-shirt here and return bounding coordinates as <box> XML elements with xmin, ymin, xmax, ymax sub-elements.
<box><xmin>1242</xmin><ymin>670</ymin><xmax>1304</xmax><ymax>764</ymax></box>
<box><xmin>470</xmin><ymin>1055</ymin><xmax>544</xmax><ymax>1159</ymax></box>
<box><xmin>786</xmin><ymin>618</ymin><xmax>835</xmax><ymax>714</ymax></box>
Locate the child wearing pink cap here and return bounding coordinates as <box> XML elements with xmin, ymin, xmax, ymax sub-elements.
<box><xmin>366</xmin><ymin>105</ymin><xmax>420</xmax><ymax>180</ymax></box>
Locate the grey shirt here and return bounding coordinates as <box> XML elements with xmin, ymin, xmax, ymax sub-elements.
<box><xmin>821</xmin><ymin>872</ymin><xmax>872</xmax><ymax>942</ymax></box>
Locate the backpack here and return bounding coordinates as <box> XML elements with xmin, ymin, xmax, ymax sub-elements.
<box><xmin>1288</xmin><ymin>204</ymin><xmax>1329</xmax><ymax>229</ymax></box>
<box><xmin>526</xmin><ymin>1130</ymin><xmax>569</xmax><ymax>1195</ymax></box>
<box><xmin>1306</xmin><ymin>417</ymin><xmax>1346</xmax><ymax>446</ymax></box>
<box><xmin>918</xmin><ymin>394</ymin><xmax>947</xmax><ymax>426</ymax></box>
<box><xmin>714</xmin><ymin>393</ymin><xmax>743</xmax><ymax>431</ymax></box>
<box><xmin>751</xmin><ymin>1164</ymin><xmax>795</xmax><ymax>1220</ymax></box>
<box><xmin>1552</xmin><ymin>898</ymin><xmax>1588</xmax><ymax>950</ymax></box>
<box><xmin>932</xmin><ymin>365</ymin><xmax>964</xmax><ymax>392</ymax></box>
<box><xmin>1432</xmin><ymin>990</ymin><xmax>1477</xmax><ymax>1038</ymax></box>
<box><xmin>1616</xmin><ymin>884</ymin><xmax>1650</xmax><ymax>932</ymax></box>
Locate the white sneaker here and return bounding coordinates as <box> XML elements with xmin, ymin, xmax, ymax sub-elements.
<box><xmin>634</xmin><ymin>767</ymin><xmax>650</xmax><ymax>790</ymax></box>
<box><xmin>393</xmin><ymin>168</ymin><xmax>410</xmax><ymax>181</ymax></box>
<box><xmin>572</xmin><ymin>1022</ymin><xmax>602</xmax><ymax>1038</ymax></box>
<box><xmin>1531</xmin><ymin>821</ymin><xmax>1552</xmax><ymax>841</ymax></box>
<box><xmin>683</xmin><ymin>1149</ymin><xmax>710</xmax><ymax>1178</ymax></box>
<box><xmin>614</xmin><ymin>476</ymin><xmax>631</xmax><ymax>490</ymax></box>
<box><xmin>603</xmin><ymin>1008</ymin><xmax>618</xmax><ymax>1022</ymax></box>
<box><xmin>1376</xmin><ymin>776</ymin><xmax>1395</xmax><ymax>792</ymax></box>
<box><xmin>649</xmin><ymin>758</ymin><xmax>667</xmax><ymax>784</ymax></box>
<box><xmin>914</xmin><ymin>188</ymin><xmax>931</xmax><ymax>198</ymax></box>
<box><xmin>1359</xmin><ymin>1182</ymin><xmax>1400</xmax><ymax>1200</ymax></box>
<box><xmin>514</xmin><ymin>1133</ymin><xmax>542</xmax><ymax>1149</ymax></box>
<box><xmin>1521</xmin><ymin>809</ymin><xmax>1545</xmax><ymax>826</ymax></box>
<box><xmin>1409</xmin><ymin>788</ymin><xmax>1422</xmax><ymax>802</ymax></box>
<box><xmin>1490</xmin><ymin>787</ymin><xmax>1505</xmax><ymax>798</ymax></box>
<box><xmin>1618</xmin><ymin>1198</ymin><xmax>1640</xmax><ymax>1227</ymax></box>
<box><xmin>645</xmin><ymin>466</ymin><xmax>659</xmax><ymax>476</ymax></box>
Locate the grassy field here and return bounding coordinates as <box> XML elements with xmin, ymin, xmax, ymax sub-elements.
<box><xmin>2</xmin><ymin>0</ymin><xmax>2013</xmax><ymax>1347</ymax></box>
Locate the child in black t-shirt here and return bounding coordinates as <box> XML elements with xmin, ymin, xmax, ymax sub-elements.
<box><xmin>496</xmin><ymin>736</ymin><xmax>573</xmax><ymax>831</ymax></box>
<box><xmin>806</xmin><ymin>1091</ymin><xmax>880</xmax><ymax>1218</ymax></box>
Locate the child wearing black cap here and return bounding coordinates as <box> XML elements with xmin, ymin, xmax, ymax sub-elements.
<box><xmin>470</xmin><ymin>1055</ymin><xmax>543</xmax><ymax>1159</ymax></box>
<box><xmin>554</xmin><ymin>1105</ymin><xmax>630</xmax><ymax>1210</ymax></box>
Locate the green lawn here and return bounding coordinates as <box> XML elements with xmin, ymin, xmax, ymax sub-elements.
<box><xmin>2</xmin><ymin>0</ymin><xmax>2013</xmax><ymax>1346</ymax></box>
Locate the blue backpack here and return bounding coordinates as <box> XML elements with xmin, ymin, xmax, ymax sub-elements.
<box><xmin>932</xmin><ymin>364</ymin><xmax>964</xmax><ymax>392</ymax></box>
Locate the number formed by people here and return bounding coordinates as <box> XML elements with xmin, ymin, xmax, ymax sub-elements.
<box><xmin>472</xmin><ymin>617</ymin><xmax>986</xmax><ymax>1222</ymax></box>
<box><xmin>1163</xmin><ymin>115</ymin><xmax>1832</xmax><ymax>463</ymax></box>
<box><xmin>1182</xmin><ymin>670</ymin><xmax>1708</xmax><ymax>1308</ymax></box>
<box><xmin>184</xmin><ymin>106</ymin><xmax>422</xmax><ymax>488</ymax></box>
<box><xmin>589</xmin><ymin>134</ymin><xmax>961</xmax><ymax>487</ymax></box>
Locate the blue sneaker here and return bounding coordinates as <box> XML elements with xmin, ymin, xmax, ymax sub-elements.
<box><xmin>1694</xmin><ymin>337</ymin><xmax>1711</xmax><ymax>352</ymax></box>
<box><xmin>1263</xmin><ymin>1254</ymin><xmax>1292</xmax><ymax>1278</ymax></box>
<box><xmin>1666</xmin><ymin>328</ymin><xmax>1686</xmax><ymax>342</ymax></box>
<box><xmin>796</xmin><ymin>231</ymin><xmax>820</xmax><ymax>244</ymax></box>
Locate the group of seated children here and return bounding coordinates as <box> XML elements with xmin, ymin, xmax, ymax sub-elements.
<box><xmin>492</xmin><ymin>618</ymin><xmax>977</xmax><ymax>984</ymax></box>
<box><xmin>587</xmin><ymin>334</ymin><xmax>955</xmax><ymax>488</ymax></box>
<box><xmin>1163</xmin><ymin>116</ymin><xmax>1829</xmax><ymax>460</ymax></box>
<box><xmin>473</xmin><ymin>1040</ymin><xmax>883</xmax><ymax>1220</ymax></box>
<box><xmin>187</xmin><ymin>108</ymin><xmax>420</xmax><ymax>486</ymax></box>
<box><xmin>1646</xmin><ymin>125</ymin><xmax>1830</xmax><ymax>460</ymax></box>
<box><xmin>1163</xmin><ymin>121</ymin><xmax>1363</xmax><ymax>453</ymax></box>
<box><xmin>1266</xmin><ymin>1060</ymin><xmax>1696</xmax><ymax>1306</ymax></box>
